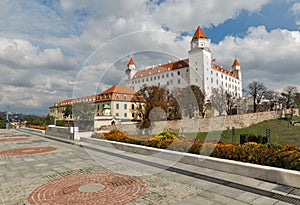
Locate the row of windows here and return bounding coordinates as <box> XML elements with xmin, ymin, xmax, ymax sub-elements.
<box><xmin>209</xmin><ymin>78</ymin><xmax>241</xmax><ymax>91</ymax></box>
<box><xmin>132</xmin><ymin>72</ymin><xmax>178</xmax><ymax>84</ymax></box>
<box><xmin>211</xmin><ymin>70</ymin><xmax>239</xmax><ymax>84</ymax></box>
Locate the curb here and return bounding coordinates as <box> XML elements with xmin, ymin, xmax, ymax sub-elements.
<box><xmin>81</xmin><ymin>137</ymin><xmax>300</xmax><ymax>189</ymax></box>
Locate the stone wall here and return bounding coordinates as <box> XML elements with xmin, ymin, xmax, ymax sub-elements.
<box><xmin>112</xmin><ymin>110</ymin><xmax>284</xmax><ymax>134</ymax></box>
<box><xmin>46</xmin><ymin>126</ymin><xmax>72</xmax><ymax>139</ymax></box>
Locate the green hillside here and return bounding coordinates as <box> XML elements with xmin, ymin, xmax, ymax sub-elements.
<box><xmin>186</xmin><ymin>116</ymin><xmax>300</xmax><ymax>147</ymax></box>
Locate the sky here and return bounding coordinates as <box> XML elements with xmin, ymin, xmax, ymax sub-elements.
<box><xmin>0</xmin><ymin>0</ymin><xmax>299</xmax><ymax>115</ymax></box>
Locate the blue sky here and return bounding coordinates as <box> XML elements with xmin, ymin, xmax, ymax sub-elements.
<box><xmin>0</xmin><ymin>0</ymin><xmax>299</xmax><ymax>115</ymax></box>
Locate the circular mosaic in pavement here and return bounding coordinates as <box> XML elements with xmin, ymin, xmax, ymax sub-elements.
<box><xmin>0</xmin><ymin>138</ymin><xmax>29</xmax><ymax>142</ymax></box>
<box><xmin>28</xmin><ymin>172</ymin><xmax>147</xmax><ymax>205</ymax></box>
<box><xmin>0</xmin><ymin>146</ymin><xmax>56</xmax><ymax>156</ymax></box>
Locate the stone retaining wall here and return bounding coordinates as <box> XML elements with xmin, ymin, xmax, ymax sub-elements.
<box><xmin>112</xmin><ymin>110</ymin><xmax>283</xmax><ymax>134</ymax></box>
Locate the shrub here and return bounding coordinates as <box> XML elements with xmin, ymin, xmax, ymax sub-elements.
<box><xmin>240</xmin><ymin>134</ymin><xmax>268</xmax><ymax>144</ymax></box>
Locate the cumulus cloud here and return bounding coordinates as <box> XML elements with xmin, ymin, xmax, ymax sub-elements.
<box><xmin>211</xmin><ymin>26</ymin><xmax>300</xmax><ymax>90</ymax></box>
<box><xmin>291</xmin><ymin>2</ymin><xmax>300</xmax><ymax>26</ymax></box>
<box><xmin>0</xmin><ymin>0</ymin><xmax>297</xmax><ymax>115</ymax></box>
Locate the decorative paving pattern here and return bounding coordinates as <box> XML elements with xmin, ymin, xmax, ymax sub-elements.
<box><xmin>28</xmin><ymin>172</ymin><xmax>147</xmax><ymax>205</ymax></box>
<box><xmin>0</xmin><ymin>146</ymin><xmax>56</xmax><ymax>156</ymax></box>
<box><xmin>0</xmin><ymin>138</ymin><xmax>29</xmax><ymax>142</ymax></box>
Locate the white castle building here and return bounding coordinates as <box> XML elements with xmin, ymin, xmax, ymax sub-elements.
<box><xmin>125</xmin><ymin>27</ymin><xmax>242</xmax><ymax>98</ymax></box>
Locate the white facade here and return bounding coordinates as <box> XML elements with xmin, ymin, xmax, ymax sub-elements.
<box><xmin>125</xmin><ymin>27</ymin><xmax>243</xmax><ymax>99</ymax></box>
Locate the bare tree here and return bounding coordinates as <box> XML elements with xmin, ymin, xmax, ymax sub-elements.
<box><xmin>225</xmin><ymin>92</ymin><xmax>237</xmax><ymax>115</ymax></box>
<box><xmin>281</xmin><ymin>86</ymin><xmax>298</xmax><ymax>109</ymax></box>
<box><xmin>210</xmin><ymin>87</ymin><xmax>227</xmax><ymax>116</ymax></box>
<box><xmin>247</xmin><ymin>81</ymin><xmax>267</xmax><ymax>113</ymax></box>
<box><xmin>176</xmin><ymin>85</ymin><xmax>206</xmax><ymax>118</ymax></box>
<box><xmin>134</xmin><ymin>85</ymin><xmax>169</xmax><ymax>129</ymax></box>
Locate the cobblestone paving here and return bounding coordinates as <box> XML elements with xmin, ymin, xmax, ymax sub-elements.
<box><xmin>1</xmin><ymin>129</ymin><xmax>300</xmax><ymax>205</ymax></box>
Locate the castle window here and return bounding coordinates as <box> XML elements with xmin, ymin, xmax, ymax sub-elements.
<box><xmin>211</xmin><ymin>71</ymin><xmax>213</xmax><ymax>74</ymax></box>
<box><xmin>138</xmin><ymin>80</ymin><xmax>140</xmax><ymax>83</ymax></box>
<box><xmin>178</xmin><ymin>79</ymin><xmax>180</xmax><ymax>84</ymax></box>
<box><xmin>116</xmin><ymin>104</ymin><xmax>119</xmax><ymax>109</ymax></box>
<box><xmin>124</xmin><ymin>104</ymin><xmax>127</xmax><ymax>110</ymax></box>
<box><xmin>195</xmin><ymin>79</ymin><xmax>198</xmax><ymax>83</ymax></box>
<box><xmin>211</xmin><ymin>78</ymin><xmax>213</xmax><ymax>83</ymax></box>
<box><xmin>221</xmin><ymin>74</ymin><xmax>223</xmax><ymax>78</ymax></box>
<box><xmin>171</xmin><ymin>73</ymin><xmax>174</xmax><ymax>77</ymax></box>
<box><xmin>116</xmin><ymin>113</ymin><xmax>119</xmax><ymax>116</ymax></box>
<box><xmin>178</xmin><ymin>64</ymin><xmax>182</xmax><ymax>68</ymax></box>
<box><xmin>142</xmin><ymin>79</ymin><xmax>144</xmax><ymax>83</ymax></box>
<box><xmin>162</xmin><ymin>75</ymin><xmax>164</xmax><ymax>79</ymax></box>
<box><xmin>158</xmin><ymin>76</ymin><xmax>160</xmax><ymax>79</ymax></box>
<box><xmin>186</xmin><ymin>69</ymin><xmax>188</xmax><ymax>72</ymax></box>
<box><xmin>216</xmin><ymin>73</ymin><xmax>218</xmax><ymax>77</ymax></box>
<box><xmin>177</xmin><ymin>71</ymin><xmax>180</xmax><ymax>75</ymax></box>
<box><xmin>170</xmin><ymin>80</ymin><xmax>173</xmax><ymax>84</ymax></box>
<box><xmin>154</xmin><ymin>76</ymin><xmax>156</xmax><ymax>80</ymax></box>
<box><xmin>124</xmin><ymin>95</ymin><xmax>127</xmax><ymax>99</ymax></box>
<box><xmin>132</xmin><ymin>113</ymin><xmax>135</xmax><ymax>118</ymax></box>
<box><xmin>131</xmin><ymin>104</ymin><xmax>134</xmax><ymax>109</ymax></box>
<box><xmin>150</xmin><ymin>77</ymin><xmax>153</xmax><ymax>81</ymax></box>
<box><xmin>166</xmin><ymin>74</ymin><xmax>169</xmax><ymax>78</ymax></box>
<box><xmin>167</xmin><ymin>81</ymin><xmax>169</xmax><ymax>85</ymax></box>
<box><xmin>158</xmin><ymin>82</ymin><xmax>160</xmax><ymax>86</ymax></box>
<box><xmin>116</xmin><ymin>94</ymin><xmax>119</xmax><ymax>99</ymax></box>
<box><xmin>146</xmin><ymin>78</ymin><xmax>148</xmax><ymax>82</ymax></box>
<box><xmin>216</xmin><ymin>80</ymin><xmax>218</xmax><ymax>85</ymax></box>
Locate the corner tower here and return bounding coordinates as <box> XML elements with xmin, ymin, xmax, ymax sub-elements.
<box><xmin>125</xmin><ymin>58</ymin><xmax>136</xmax><ymax>81</ymax></box>
<box><xmin>188</xmin><ymin>26</ymin><xmax>211</xmax><ymax>92</ymax></box>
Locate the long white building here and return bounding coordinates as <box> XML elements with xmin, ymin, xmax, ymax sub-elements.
<box><xmin>125</xmin><ymin>27</ymin><xmax>242</xmax><ymax>98</ymax></box>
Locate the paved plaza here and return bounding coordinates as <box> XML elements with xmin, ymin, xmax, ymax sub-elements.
<box><xmin>0</xmin><ymin>129</ymin><xmax>300</xmax><ymax>205</ymax></box>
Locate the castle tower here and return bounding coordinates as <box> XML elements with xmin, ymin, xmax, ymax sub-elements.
<box><xmin>188</xmin><ymin>26</ymin><xmax>211</xmax><ymax>92</ymax></box>
<box><xmin>232</xmin><ymin>59</ymin><xmax>241</xmax><ymax>79</ymax></box>
<box><xmin>232</xmin><ymin>59</ymin><xmax>242</xmax><ymax>97</ymax></box>
<box><xmin>125</xmin><ymin>58</ymin><xmax>136</xmax><ymax>81</ymax></box>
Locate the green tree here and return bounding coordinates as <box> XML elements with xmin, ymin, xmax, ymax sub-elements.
<box><xmin>63</xmin><ymin>105</ymin><xmax>72</xmax><ymax>119</ymax></box>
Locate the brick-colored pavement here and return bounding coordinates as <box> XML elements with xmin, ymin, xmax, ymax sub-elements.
<box><xmin>28</xmin><ymin>172</ymin><xmax>146</xmax><ymax>205</ymax></box>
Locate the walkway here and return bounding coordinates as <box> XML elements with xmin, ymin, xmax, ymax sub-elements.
<box><xmin>0</xmin><ymin>129</ymin><xmax>299</xmax><ymax>204</ymax></box>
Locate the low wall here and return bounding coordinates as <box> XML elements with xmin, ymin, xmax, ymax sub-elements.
<box><xmin>46</xmin><ymin>126</ymin><xmax>76</xmax><ymax>140</ymax></box>
<box><xmin>81</xmin><ymin>137</ymin><xmax>300</xmax><ymax>188</ymax></box>
<box><xmin>111</xmin><ymin>110</ymin><xmax>283</xmax><ymax>134</ymax></box>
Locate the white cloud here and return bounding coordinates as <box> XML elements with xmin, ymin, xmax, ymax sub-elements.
<box><xmin>0</xmin><ymin>0</ymin><xmax>297</xmax><ymax>115</ymax></box>
<box><xmin>151</xmin><ymin>0</ymin><xmax>270</xmax><ymax>32</ymax></box>
<box><xmin>211</xmin><ymin>26</ymin><xmax>300</xmax><ymax>90</ymax></box>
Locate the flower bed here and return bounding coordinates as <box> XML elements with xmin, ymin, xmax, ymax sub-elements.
<box><xmin>26</xmin><ymin>125</ymin><xmax>47</xmax><ymax>130</ymax></box>
<box><xmin>92</xmin><ymin>130</ymin><xmax>300</xmax><ymax>171</ymax></box>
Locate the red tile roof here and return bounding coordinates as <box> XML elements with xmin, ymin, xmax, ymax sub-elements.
<box><xmin>232</xmin><ymin>59</ymin><xmax>240</xmax><ymax>67</ymax></box>
<box><xmin>133</xmin><ymin>59</ymin><xmax>189</xmax><ymax>78</ymax></box>
<box><xmin>101</xmin><ymin>85</ymin><xmax>136</xmax><ymax>95</ymax></box>
<box><xmin>51</xmin><ymin>85</ymin><xmax>138</xmax><ymax>108</ymax></box>
<box><xmin>128</xmin><ymin>58</ymin><xmax>135</xmax><ymax>65</ymax></box>
<box><xmin>212</xmin><ymin>63</ymin><xmax>239</xmax><ymax>79</ymax></box>
<box><xmin>192</xmin><ymin>26</ymin><xmax>207</xmax><ymax>40</ymax></box>
<box><xmin>95</xmin><ymin>85</ymin><xmax>138</xmax><ymax>102</ymax></box>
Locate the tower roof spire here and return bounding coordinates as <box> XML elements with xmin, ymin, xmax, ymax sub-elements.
<box><xmin>192</xmin><ymin>26</ymin><xmax>207</xmax><ymax>40</ymax></box>
<box><xmin>128</xmin><ymin>58</ymin><xmax>135</xmax><ymax>65</ymax></box>
<box><xmin>232</xmin><ymin>59</ymin><xmax>240</xmax><ymax>67</ymax></box>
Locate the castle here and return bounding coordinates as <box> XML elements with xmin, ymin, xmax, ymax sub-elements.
<box><xmin>125</xmin><ymin>27</ymin><xmax>242</xmax><ymax>98</ymax></box>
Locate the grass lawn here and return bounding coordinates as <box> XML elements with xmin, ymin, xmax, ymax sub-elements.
<box><xmin>185</xmin><ymin>116</ymin><xmax>300</xmax><ymax>147</ymax></box>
